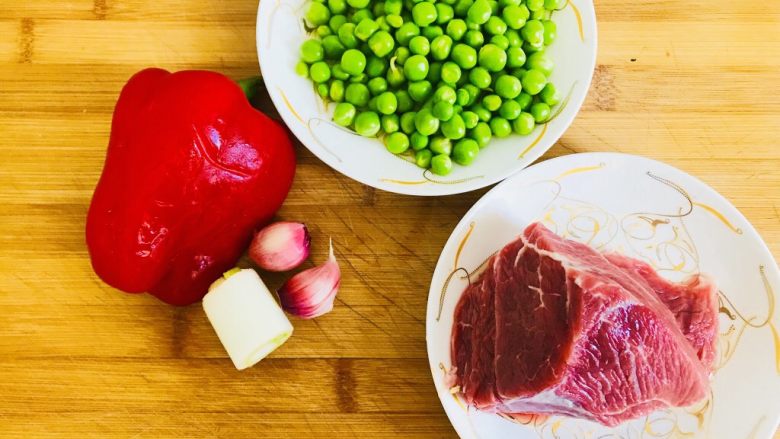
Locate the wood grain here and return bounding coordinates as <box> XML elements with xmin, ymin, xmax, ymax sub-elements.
<box><xmin>0</xmin><ymin>0</ymin><xmax>778</xmax><ymax>437</ymax></box>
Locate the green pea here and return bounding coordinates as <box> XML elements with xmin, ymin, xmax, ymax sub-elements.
<box><xmin>347</xmin><ymin>0</ymin><xmax>370</xmax><ymax>8</ymax></box>
<box><xmin>530</xmin><ymin>101</ymin><xmax>551</xmax><ymax>122</ymax></box>
<box><xmin>351</xmin><ymin>8</ymin><xmax>373</xmax><ymax>22</ymax></box>
<box><xmin>499</xmin><ymin>0</ymin><xmax>521</xmax><ymax>6</ymax></box>
<box><xmin>436</xmin><ymin>3</ymin><xmax>455</xmax><ymax>24</ymax></box>
<box><xmin>490</xmin><ymin>117</ymin><xmax>512</xmax><ymax>137</ymax></box>
<box><xmin>522</xmin><ymin>43</ymin><xmax>542</xmax><ymax>58</ymax></box>
<box><xmin>466</xmin><ymin>0</ymin><xmax>492</xmax><ymax>24</ymax></box>
<box><xmin>488</xmin><ymin>0</ymin><xmax>499</xmax><ymax>14</ymax></box>
<box><xmin>544</xmin><ymin>0</ymin><xmax>566</xmax><ymax>10</ymax></box>
<box><xmin>453</xmin><ymin>0</ymin><xmax>475</xmax><ymax>17</ymax></box>
<box><xmin>521</xmin><ymin>69</ymin><xmax>547</xmax><ymax>95</ymax></box>
<box><xmin>368</xmin><ymin>30</ymin><xmax>395</xmax><ymax>57</ymax></box>
<box><xmin>400</xmin><ymin>111</ymin><xmax>417</xmax><ymax>133</ymax></box>
<box><xmin>396</xmin><ymin>22</ymin><xmax>421</xmax><ymax>46</ymax></box>
<box><xmin>328</xmin><ymin>0</ymin><xmax>347</xmax><ymax>15</ymax></box>
<box><xmin>409</xmin><ymin>36</ymin><xmax>431</xmax><ymax>55</ymax></box>
<box><xmin>396</xmin><ymin>90</ymin><xmax>414</xmax><ymax>111</ymax></box>
<box><xmin>484</xmin><ymin>16</ymin><xmax>507</xmax><ymax>35</ymax></box>
<box><xmin>415</xmin><ymin>149</ymin><xmax>433</xmax><ymax>168</ymax></box>
<box><xmin>446</xmin><ymin>19</ymin><xmax>468</xmax><ymax>41</ymax></box>
<box><xmin>521</xmin><ymin>19</ymin><xmax>545</xmax><ymax>46</ymax></box>
<box><xmin>329</xmin><ymin>80</ymin><xmax>346</xmax><ymax>102</ymax></box>
<box><xmin>317</xmin><ymin>25</ymin><xmax>332</xmax><ymax>37</ymax></box>
<box><xmin>300</xmin><ymin>39</ymin><xmax>324</xmax><ymax>63</ymax></box>
<box><xmin>441</xmin><ymin>62</ymin><xmax>462</xmax><ymax>85</ymax></box>
<box><xmin>349</xmin><ymin>73</ymin><xmax>367</xmax><ymax>83</ymax></box>
<box><xmin>501</xmin><ymin>5</ymin><xmax>526</xmax><ymax>29</ymax></box>
<box><xmin>452</xmin><ymin>138</ymin><xmax>479</xmax><ymax>165</ymax></box>
<box><xmin>404</xmin><ymin>54</ymin><xmax>429</xmax><ymax>81</ymax></box>
<box><xmin>355</xmin><ymin>111</ymin><xmax>381</xmax><ymax>136</ymax></box>
<box><xmin>470</xmin><ymin>121</ymin><xmax>492</xmax><ymax>147</ymax></box>
<box><xmin>366</xmin><ymin>56</ymin><xmax>387</xmax><ymax>77</ymax></box>
<box><xmin>507</xmin><ymin>46</ymin><xmax>526</xmax><ymax>68</ymax></box>
<box><xmin>394</xmin><ymin>46</ymin><xmax>411</xmax><ymax>64</ymax></box>
<box><xmin>434</xmin><ymin>85</ymin><xmax>457</xmax><ymax>104</ymax></box>
<box><xmin>345</xmin><ymin>82</ymin><xmax>370</xmax><ymax>106</ymax></box>
<box><xmin>510</xmin><ymin>67</ymin><xmax>527</xmax><ymax>78</ymax></box>
<box><xmin>461</xmin><ymin>110</ymin><xmax>479</xmax><ymax>128</ymax></box>
<box><xmin>385</xmin><ymin>0</ymin><xmax>403</xmax><ymax>15</ymax></box>
<box><xmin>526</xmin><ymin>51</ymin><xmax>554</xmax><ymax>76</ymax></box>
<box><xmin>478</xmin><ymin>43</ymin><xmax>507</xmax><ymax>72</ymax></box>
<box><xmin>386</xmin><ymin>14</ymin><xmax>404</xmax><ymax>28</ymax></box>
<box><xmin>526</xmin><ymin>0</ymin><xmax>543</xmax><ymax>11</ymax></box>
<box><xmin>412</xmin><ymin>2</ymin><xmax>438</xmax><ymax>27</ymax></box>
<box><xmin>537</xmin><ymin>84</ymin><xmax>560</xmax><ymax>108</ymax></box>
<box><xmin>374</xmin><ymin>92</ymin><xmax>397</xmax><ymax>115</ymax></box>
<box><xmin>463</xmin><ymin>84</ymin><xmax>480</xmax><ymax>105</ymax></box>
<box><xmin>456</xmin><ymin>88</ymin><xmax>471</xmax><ymax>106</ymax></box>
<box><xmin>418</xmin><ymin>61</ymin><xmax>437</xmax><ymax>81</ymax></box>
<box><xmin>450</xmin><ymin>44</ymin><xmax>478</xmax><ymax>69</ymax></box>
<box><xmin>499</xmin><ymin>99</ymin><xmax>522</xmax><ymax>119</ymax></box>
<box><xmin>422</xmin><ymin>25</ymin><xmax>443</xmax><ymax>40</ymax></box>
<box><xmin>408</xmin><ymin>80</ymin><xmax>433</xmax><ymax>102</ymax></box>
<box><xmin>512</xmin><ymin>112</ymin><xmax>536</xmax><ymax>134</ymax></box>
<box><xmin>410</xmin><ymin>132</ymin><xmax>429</xmax><ymax>150</ymax></box>
<box><xmin>382</xmin><ymin>114</ymin><xmax>400</xmax><ymax>133</ymax></box>
<box><xmin>433</xmin><ymin>100</ymin><xmax>455</xmax><ymax>121</ymax></box>
<box><xmin>415</xmin><ymin>108</ymin><xmax>440</xmax><ymax>135</ymax></box>
<box><xmin>430</xmin><ymin>35</ymin><xmax>454</xmax><ymax>60</ymax></box>
<box><xmin>464</xmin><ymin>30</ymin><xmax>484</xmax><ymax>47</ymax></box>
<box><xmin>306</xmin><ymin>2</ymin><xmax>331</xmax><ymax>26</ymax></box>
<box><xmin>368</xmin><ymin>75</ymin><xmax>388</xmax><ymax>94</ymax></box>
<box><xmin>495</xmin><ymin>74</ymin><xmax>522</xmax><ymax>99</ymax></box>
<box><xmin>330</xmin><ymin>64</ymin><xmax>348</xmax><ymax>80</ymax></box>
<box><xmin>333</xmin><ymin>102</ymin><xmax>357</xmax><ymax>126</ymax></box>
<box><xmin>430</xmin><ymin>136</ymin><xmax>452</xmax><ymax>155</ymax></box>
<box><xmin>441</xmin><ymin>113</ymin><xmax>466</xmax><ymax>139</ymax></box>
<box><xmin>431</xmin><ymin>154</ymin><xmax>453</xmax><ymax>175</ymax></box>
<box><xmin>355</xmin><ymin>18</ymin><xmax>379</xmax><ymax>41</ymax></box>
<box><xmin>490</xmin><ymin>35</ymin><xmax>509</xmax><ymax>50</ymax></box>
<box><xmin>385</xmin><ymin>132</ymin><xmax>410</xmax><ymax>153</ymax></box>
<box><xmin>515</xmin><ymin>92</ymin><xmax>533</xmax><ymax>110</ymax></box>
<box><xmin>338</xmin><ymin>23</ymin><xmax>358</xmax><ymax>49</ymax></box>
<box><xmin>505</xmin><ymin>29</ymin><xmax>522</xmax><ymax>47</ymax></box>
<box><xmin>542</xmin><ymin>20</ymin><xmax>557</xmax><ymax>44</ymax></box>
<box><xmin>387</xmin><ymin>64</ymin><xmax>406</xmax><ymax>87</ymax></box>
<box><xmin>295</xmin><ymin>61</ymin><xmax>309</xmax><ymax>78</ymax></box>
<box><xmin>340</xmin><ymin>49</ymin><xmax>366</xmax><ymax>76</ymax></box>
<box><xmin>322</xmin><ymin>35</ymin><xmax>346</xmax><ymax>59</ymax></box>
<box><xmin>468</xmin><ymin>67</ymin><xmax>491</xmax><ymax>88</ymax></box>
<box><xmin>372</xmin><ymin>1</ymin><xmax>385</xmax><ymax>17</ymax></box>
<box><xmin>482</xmin><ymin>93</ymin><xmax>502</xmax><ymax>111</ymax></box>
<box><xmin>470</xmin><ymin>103</ymin><xmax>491</xmax><ymax>122</ymax></box>
<box><xmin>367</xmin><ymin>96</ymin><xmax>378</xmax><ymax>111</ymax></box>
<box><xmin>317</xmin><ymin>83</ymin><xmax>330</xmax><ymax>98</ymax></box>
<box><xmin>330</xmin><ymin>15</ymin><xmax>348</xmax><ymax>33</ymax></box>
<box><xmin>310</xmin><ymin>62</ymin><xmax>332</xmax><ymax>83</ymax></box>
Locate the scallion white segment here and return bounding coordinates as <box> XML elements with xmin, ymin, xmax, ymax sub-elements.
<box><xmin>203</xmin><ymin>269</ymin><xmax>293</xmax><ymax>370</ymax></box>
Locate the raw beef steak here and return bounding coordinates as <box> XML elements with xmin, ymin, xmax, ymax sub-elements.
<box><xmin>450</xmin><ymin>222</ymin><xmax>718</xmax><ymax>426</ymax></box>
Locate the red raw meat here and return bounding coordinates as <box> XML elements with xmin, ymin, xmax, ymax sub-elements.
<box><xmin>450</xmin><ymin>222</ymin><xmax>718</xmax><ymax>426</ymax></box>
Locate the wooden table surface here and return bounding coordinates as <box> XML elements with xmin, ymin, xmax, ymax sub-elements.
<box><xmin>1</xmin><ymin>0</ymin><xmax>779</xmax><ymax>437</ymax></box>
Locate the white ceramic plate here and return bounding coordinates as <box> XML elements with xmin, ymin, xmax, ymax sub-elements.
<box><xmin>426</xmin><ymin>152</ymin><xmax>780</xmax><ymax>438</ymax></box>
<box><xmin>257</xmin><ymin>1</ymin><xmax>597</xmax><ymax>196</ymax></box>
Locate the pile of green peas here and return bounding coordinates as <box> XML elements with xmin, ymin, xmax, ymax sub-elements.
<box><xmin>298</xmin><ymin>0</ymin><xmax>565</xmax><ymax>176</ymax></box>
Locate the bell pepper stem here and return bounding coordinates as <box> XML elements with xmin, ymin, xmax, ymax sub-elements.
<box><xmin>237</xmin><ymin>76</ymin><xmax>264</xmax><ymax>101</ymax></box>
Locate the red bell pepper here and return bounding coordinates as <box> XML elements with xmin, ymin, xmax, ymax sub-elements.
<box><xmin>86</xmin><ymin>68</ymin><xmax>296</xmax><ymax>306</ymax></box>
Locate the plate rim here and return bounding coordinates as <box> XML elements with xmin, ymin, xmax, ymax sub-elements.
<box><xmin>425</xmin><ymin>151</ymin><xmax>780</xmax><ymax>438</ymax></box>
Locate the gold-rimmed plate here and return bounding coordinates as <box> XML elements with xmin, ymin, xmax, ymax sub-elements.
<box><xmin>426</xmin><ymin>152</ymin><xmax>780</xmax><ymax>438</ymax></box>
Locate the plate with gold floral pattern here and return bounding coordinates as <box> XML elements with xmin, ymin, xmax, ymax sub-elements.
<box><xmin>426</xmin><ymin>152</ymin><xmax>780</xmax><ymax>438</ymax></box>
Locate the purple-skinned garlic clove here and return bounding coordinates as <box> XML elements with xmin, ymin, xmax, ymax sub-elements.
<box><xmin>277</xmin><ymin>239</ymin><xmax>340</xmax><ymax>319</ymax></box>
<box><xmin>249</xmin><ymin>221</ymin><xmax>311</xmax><ymax>272</ymax></box>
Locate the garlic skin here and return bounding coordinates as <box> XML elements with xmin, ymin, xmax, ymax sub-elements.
<box><xmin>249</xmin><ymin>221</ymin><xmax>311</xmax><ymax>272</ymax></box>
<box><xmin>278</xmin><ymin>240</ymin><xmax>340</xmax><ymax>319</ymax></box>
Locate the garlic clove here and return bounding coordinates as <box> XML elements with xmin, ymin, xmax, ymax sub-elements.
<box><xmin>278</xmin><ymin>239</ymin><xmax>340</xmax><ymax>319</ymax></box>
<box><xmin>249</xmin><ymin>221</ymin><xmax>311</xmax><ymax>272</ymax></box>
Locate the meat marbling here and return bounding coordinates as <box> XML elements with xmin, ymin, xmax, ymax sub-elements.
<box><xmin>450</xmin><ymin>222</ymin><xmax>718</xmax><ymax>426</ymax></box>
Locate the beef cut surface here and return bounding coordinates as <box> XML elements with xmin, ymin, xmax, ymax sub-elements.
<box><xmin>450</xmin><ymin>222</ymin><xmax>718</xmax><ymax>426</ymax></box>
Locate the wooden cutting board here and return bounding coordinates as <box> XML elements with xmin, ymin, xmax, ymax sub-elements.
<box><xmin>1</xmin><ymin>0</ymin><xmax>778</xmax><ymax>437</ymax></box>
